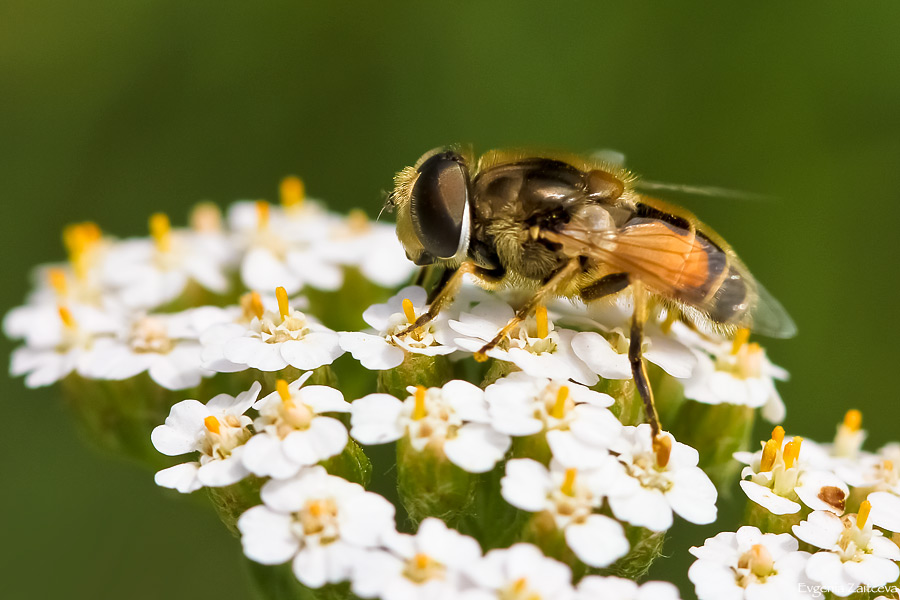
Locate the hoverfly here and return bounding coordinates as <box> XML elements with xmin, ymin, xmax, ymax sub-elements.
<box><xmin>386</xmin><ymin>146</ymin><xmax>796</xmax><ymax>444</ymax></box>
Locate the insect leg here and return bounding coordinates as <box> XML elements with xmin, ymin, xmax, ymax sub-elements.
<box><xmin>629</xmin><ymin>280</ymin><xmax>662</xmax><ymax>439</ymax></box>
<box><xmin>397</xmin><ymin>261</ymin><xmax>500</xmax><ymax>336</ymax></box>
<box><xmin>475</xmin><ymin>259</ymin><xmax>581</xmax><ymax>360</ymax></box>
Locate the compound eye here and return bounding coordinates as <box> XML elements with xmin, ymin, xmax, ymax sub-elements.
<box><xmin>409</xmin><ymin>151</ymin><xmax>471</xmax><ymax>260</ymax></box>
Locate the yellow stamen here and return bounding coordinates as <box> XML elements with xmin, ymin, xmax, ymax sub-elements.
<box><xmin>843</xmin><ymin>409</ymin><xmax>862</xmax><ymax>432</ymax></box>
<box><xmin>412</xmin><ymin>386</ymin><xmax>427</xmax><ymax>421</ymax></box>
<box><xmin>280</xmin><ymin>176</ymin><xmax>305</xmax><ymax>208</ymax></box>
<box><xmin>63</xmin><ymin>222</ymin><xmax>102</xmax><ymax>280</ymax></box>
<box><xmin>48</xmin><ymin>268</ymin><xmax>67</xmax><ymax>296</ymax></box>
<box><xmin>347</xmin><ymin>209</ymin><xmax>369</xmax><ymax>232</ymax></box>
<box><xmin>731</xmin><ymin>328</ymin><xmax>751</xmax><ymax>354</ymax></box>
<box><xmin>149</xmin><ymin>213</ymin><xmax>172</xmax><ymax>253</ymax></box>
<box><xmin>771</xmin><ymin>425</ymin><xmax>785</xmax><ymax>447</ymax></box>
<box><xmin>535</xmin><ymin>305</ymin><xmax>549</xmax><ymax>339</ymax></box>
<box><xmin>885</xmin><ymin>459</ymin><xmax>894</xmax><ymax>473</ymax></box>
<box><xmin>276</xmin><ymin>379</ymin><xmax>292</xmax><ymax>405</ymax></box>
<box><xmin>760</xmin><ymin>439</ymin><xmax>778</xmax><ymax>472</ymax></box>
<box><xmin>413</xmin><ymin>553</ymin><xmax>430</xmax><ymax>570</ymax></box>
<box><xmin>512</xmin><ymin>578</ymin><xmax>528</xmax><ymax>593</ymax></box>
<box><xmin>561</xmin><ymin>468</ymin><xmax>577</xmax><ymax>496</ymax></box>
<box><xmin>276</xmin><ymin>286</ymin><xmax>290</xmax><ymax>320</ymax></box>
<box><xmin>204</xmin><ymin>416</ymin><xmax>221</xmax><ymax>435</ymax></box>
<box><xmin>190</xmin><ymin>202</ymin><xmax>222</xmax><ymax>232</ymax></box>
<box><xmin>308</xmin><ymin>500</ymin><xmax>323</xmax><ymax>518</ymax></box>
<box><xmin>857</xmin><ymin>499</ymin><xmax>872</xmax><ymax>529</ymax></box>
<box><xmin>783</xmin><ymin>437</ymin><xmax>803</xmax><ymax>469</ymax></box>
<box><xmin>245</xmin><ymin>291</ymin><xmax>265</xmax><ymax>320</ymax></box>
<box><xmin>57</xmin><ymin>306</ymin><xmax>76</xmax><ymax>329</ymax></box>
<box><xmin>653</xmin><ymin>434</ymin><xmax>673</xmax><ymax>468</ymax></box>
<box><xmin>256</xmin><ymin>200</ymin><xmax>270</xmax><ymax>231</ymax></box>
<box><xmin>551</xmin><ymin>386</ymin><xmax>569</xmax><ymax>420</ymax></box>
<box><xmin>402</xmin><ymin>298</ymin><xmax>417</xmax><ymax>325</ymax></box>
<box><xmin>748</xmin><ymin>544</ymin><xmax>774</xmax><ymax>577</ymax></box>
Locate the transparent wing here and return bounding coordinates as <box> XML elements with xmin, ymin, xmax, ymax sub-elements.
<box><xmin>635</xmin><ymin>180</ymin><xmax>774</xmax><ymax>203</ymax></box>
<box><xmin>746</xmin><ymin>279</ymin><xmax>797</xmax><ymax>339</ymax></box>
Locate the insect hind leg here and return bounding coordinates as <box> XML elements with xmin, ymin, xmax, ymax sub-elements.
<box><xmin>629</xmin><ymin>281</ymin><xmax>662</xmax><ymax>440</ymax></box>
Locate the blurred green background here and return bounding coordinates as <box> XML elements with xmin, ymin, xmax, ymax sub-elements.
<box><xmin>2</xmin><ymin>2</ymin><xmax>899</xmax><ymax>598</ymax></box>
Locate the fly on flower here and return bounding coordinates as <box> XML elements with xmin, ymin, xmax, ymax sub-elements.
<box><xmin>386</xmin><ymin>146</ymin><xmax>797</xmax><ymax>443</ymax></box>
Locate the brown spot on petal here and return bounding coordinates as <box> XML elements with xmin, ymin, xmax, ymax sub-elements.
<box><xmin>818</xmin><ymin>486</ymin><xmax>846</xmax><ymax>512</ymax></box>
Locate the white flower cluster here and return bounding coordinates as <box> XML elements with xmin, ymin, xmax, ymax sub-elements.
<box><xmin>5</xmin><ymin>189</ymin><xmax>415</xmax><ymax>389</ymax></box>
<box><xmin>687</xmin><ymin>412</ymin><xmax>900</xmax><ymax>599</ymax></box>
<box><xmin>19</xmin><ymin>186</ymin><xmax>894</xmax><ymax>600</ymax></box>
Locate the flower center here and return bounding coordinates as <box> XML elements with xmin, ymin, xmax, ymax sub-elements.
<box><xmin>130</xmin><ymin>317</ymin><xmax>174</xmax><ymax>354</ymax></box>
<box><xmin>240</xmin><ymin>291</ymin><xmax>265</xmax><ymax>322</ymax></box>
<box><xmin>405</xmin><ymin>387</ymin><xmax>459</xmax><ymax>446</ymax></box>
<box><xmin>548</xmin><ymin>468</ymin><xmax>594</xmax><ymax>522</ymax></box>
<box><xmin>273</xmin><ymin>378</ymin><xmax>314</xmax><ymax>433</ymax></box>
<box><xmin>201</xmin><ymin>414</ymin><xmax>250</xmax><ymax>460</ymax></box>
<box><xmin>715</xmin><ymin>329</ymin><xmax>763</xmax><ymax>379</ymax></box>
<box><xmin>549</xmin><ymin>385</ymin><xmax>570</xmax><ymax>420</ymax></box>
<box><xmin>149</xmin><ymin>213</ymin><xmax>172</xmax><ymax>255</ymax></box>
<box><xmin>834</xmin><ymin>409</ymin><xmax>865</xmax><ymax>458</ymax></box>
<box><xmin>835</xmin><ymin>501</ymin><xmax>874</xmax><ymax>561</ymax></box>
<box><xmin>737</xmin><ymin>544</ymin><xmax>775</xmax><ymax>584</ymax></box>
<box><xmin>295</xmin><ymin>498</ymin><xmax>340</xmax><ymax>543</ymax></box>
<box><xmin>63</xmin><ymin>221</ymin><xmax>102</xmax><ymax>280</ymax></box>
<box><xmin>257</xmin><ymin>287</ymin><xmax>312</xmax><ymax>343</ymax></box>
<box><xmin>500</xmin><ymin>577</ymin><xmax>542</xmax><ymax>600</ymax></box>
<box><xmin>403</xmin><ymin>553</ymin><xmax>446</xmax><ymax>584</ymax></box>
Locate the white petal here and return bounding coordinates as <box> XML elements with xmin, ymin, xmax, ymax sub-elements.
<box><xmin>281</xmin><ymin>417</ymin><xmax>348</xmax><ymax>465</ymax></box>
<box><xmin>796</xmin><ymin>471</ymin><xmax>849</xmax><ymax>514</ymax></box>
<box><xmin>350</xmin><ymin>394</ymin><xmax>405</xmax><ymax>445</ymax></box>
<box><xmin>609</xmin><ymin>487</ymin><xmax>673</xmax><ymax>531</ymax></box>
<box><xmin>302</xmin><ymin>386</ymin><xmax>351</xmax><ymax>414</ymax></box>
<box><xmin>868</xmin><ymin>491</ymin><xmax>900</xmax><ymax>533</ymax></box>
<box><xmin>197</xmin><ymin>453</ymin><xmax>251</xmax><ymax>487</ymax></box>
<box><xmin>225</xmin><ymin>337</ymin><xmax>289</xmax><ymax>371</ymax></box>
<box><xmin>565</xmin><ymin>515</ymin><xmax>629</xmax><ymax>568</ymax></box>
<box><xmin>340</xmin><ymin>332</ymin><xmax>405</xmax><ymax>370</ymax></box>
<box><xmin>739</xmin><ymin>480</ymin><xmax>801</xmax><ymax>515</ymax></box>
<box><xmin>644</xmin><ymin>335</ymin><xmax>696</xmax><ymax>379</ymax></box>
<box><xmin>280</xmin><ymin>332</ymin><xmax>344</xmax><ymax>370</ymax></box>
<box><xmin>805</xmin><ymin>551</ymin><xmax>858</xmax><ymax>593</ymax></box>
<box><xmin>844</xmin><ymin>555</ymin><xmax>899</xmax><ymax>588</ymax></box>
<box><xmin>570</xmin><ymin>332</ymin><xmax>631</xmax><ymax>379</ymax></box>
<box><xmin>666</xmin><ymin>468</ymin><xmax>718</xmax><ymax>525</ymax></box>
<box><xmin>242</xmin><ymin>433</ymin><xmax>301</xmax><ymax>479</ymax></box>
<box><xmin>237</xmin><ymin>505</ymin><xmax>299</xmax><ymax>565</ymax></box>
<box><xmin>444</xmin><ymin>424</ymin><xmax>511</xmax><ymax>473</ymax></box>
<box><xmin>151</xmin><ymin>399</ymin><xmax>209</xmax><ymax>455</ymax></box>
<box><xmin>242</xmin><ymin>248</ymin><xmax>301</xmax><ymax>295</ymax></box>
<box><xmin>154</xmin><ymin>462</ymin><xmax>202</xmax><ymax>493</ymax></box>
<box><xmin>792</xmin><ymin>511</ymin><xmax>843</xmax><ymax>550</ymax></box>
<box><xmin>501</xmin><ymin>459</ymin><xmax>551</xmax><ymax>512</ymax></box>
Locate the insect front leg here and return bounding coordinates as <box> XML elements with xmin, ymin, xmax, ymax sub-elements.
<box><xmin>396</xmin><ymin>261</ymin><xmax>499</xmax><ymax>337</ymax></box>
<box><xmin>474</xmin><ymin>259</ymin><xmax>581</xmax><ymax>361</ymax></box>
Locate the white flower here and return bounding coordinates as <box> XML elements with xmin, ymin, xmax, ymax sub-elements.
<box><xmin>466</xmin><ymin>543</ymin><xmax>575</xmax><ymax>600</ymax></box>
<box><xmin>500</xmin><ymin>458</ymin><xmax>629</xmax><ymax>567</ymax></box>
<box><xmin>350</xmin><ymin>381</ymin><xmax>510</xmax><ymax>474</ymax></box>
<box><xmin>320</xmin><ymin>211</ymin><xmax>416</xmax><ymax>288</ymax></box>
<box><xmin>688</xmin><ymin>526</ymin><xmax>812</xmax><ymax>600</ymax></box>
<box><xmin>484</xmin><ymin>371</ymin><xmax>615</xmax><ymax>437</ymax></box>
<box><xmin>80</xmin><ymin>310</ymin><xmax>216</xmax><ymax>390</ymax></box>
<box><xmin>576</xmin><ymin>575</ymin><xmax>681</xmax><ymax>600</ymax></box>
<box><xmin>229</xmin><ymin>200</ymin><xmax>343</xmax><ymax>294</ymax></box>
<box><xmin>238</xmin><ymin>466</ymin><xmax>396</xmax><ymax>589</ymax></box>
<box><xmin>151</xmin><ymin>382</ymin><xmax>261</xmax><ymax>493</ymax></box>
<box><xmin>570</xmin><ymin>328</ymin><xmax>697</xmax><ymax>382</ymax></box>
<box><xmin>674</xmin><ymin>324</ymin><xmax>788</xmax><ymax>422</ymax></box>
<box><xmin>8</xmin><ymin>304</ymin><xmax>122</xmax><ymax>388</ymax></box>
<box><xmin>241</xmin><ymin>373</ymin><xmax>350</xmax><ymax>479</ymax></box>
<box><xmin>736</xmin><ymin>433</ymin><xmax>849</xmax><ymax>516</ymax></box>
<box><xmin>339</xmin><ymin>286</ymin><xmax>455</xmax><ymax>370</ymax></box>
<box><xmin>604</xmin><ymin>424</ymin><xmax>717</xmax><ymax>531</ymax></box>
<box><xmin>101</xmin><ymin>213</ymin><xmax>236</xmax><ymax>310</ymax></box>
<box><xmin>448</xmin><ymin>298</ymin><xmax>598</xmax><ymax>386</ymax></box>
<box><xmin>794</xmin><ymin>506</ymin><xmax>900</xmax><ymax>597</ymax></box>
<box><xmin>350</xmin><ymin>517</ymin><xmax>482</xmax><ymax>600</ymax></box>
<box><xmin>201</xmin><ymin>287</ymin><xmax>343</xmax><ymax>373</ymax></box>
